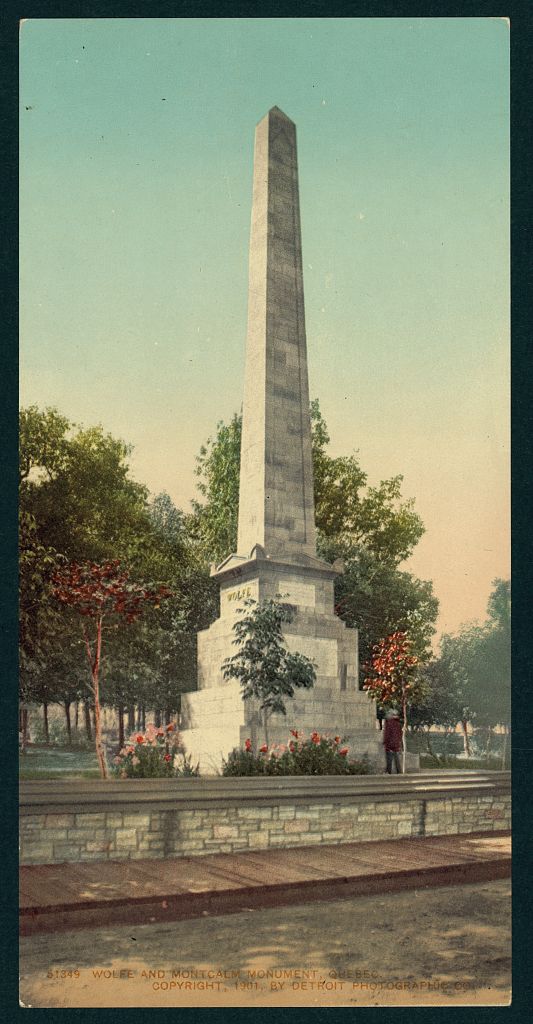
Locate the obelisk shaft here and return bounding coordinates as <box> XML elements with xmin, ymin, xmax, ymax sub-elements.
<box><xmin>237</xmin><ymin>107</ymin><xmax>317</xmax><ymax>563</ymax></box>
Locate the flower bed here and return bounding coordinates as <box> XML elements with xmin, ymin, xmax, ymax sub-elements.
<box><xmin>222</xmin><ymin>730</ymin><xmax>370</xmax><ymax>776</ymax></box>
<box><xmin>112</xmin><ymin>722</ymin><xmax>199</xmax><ymax>778</ymax></box>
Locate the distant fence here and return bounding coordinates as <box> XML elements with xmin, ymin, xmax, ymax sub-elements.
<box><xmin>19</xmin><ymin>772</ymin><xmax>510</xmax><ymax>866</ymax></box>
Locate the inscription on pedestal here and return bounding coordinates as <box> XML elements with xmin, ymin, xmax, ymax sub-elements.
<box><xmin>221</xmin><ymin>580</ymin><xmax>259</xmax><ymax>617</ymax></box>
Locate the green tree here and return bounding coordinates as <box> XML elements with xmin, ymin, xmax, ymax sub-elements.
<box><xmin>191</xmin><ymin>413</ymin><xmax>242</xmax><ymax>566</ymax></box>
<box><xmin>310</xmin><ymin>400</ymin><xmax>424</xmax><ymax>563</ymax></box>
<box><xmin>222</xmin><ymin>598</ymin><xmax>316</xmax><ymax>747</ymax></box>
<box><xmin>191</xmin><ymin>403</ymin><xmax>425</xmax><ymax>567</ymax></box>
<box><xmin>20</xmin><ymin>411</ymin><xmax>212</xmax><ymax>730</ymax></box>
<box><xmin>409</xmin><ymin>657</ymin><xmax>472</xmax><ymax>759</ymax></box>
<box><xmin>20</xmin><ymin>407</ymin><xmax>152</xmax><ymax>566</ymax></box>
<box><xmin>439</xmin><ymin>579</ymin><xmax>510</xmax><ymax>763</ymax></box>
<box><xmin>135</xmin><ymin>492</ymin><xmax>219</xmax><ymax>715</ymax></box>
<box><xmin>19</xmin><ymin>405</ymin><xmax>71</xmax><ymax>485</ymax></box>
<box><xmin>19</xmin><ymin>510</ymin><xmax>63</xmax><ymax>679</ymax></box>
<box><xmin>192</xmin><ymin>402</ymin><xmax>437</xmax><ymax>680</ymax></box>
<box><xmin>328</xmin><ymin>545</ymin><xmax>438</xmax><ymax>670</ymax></box>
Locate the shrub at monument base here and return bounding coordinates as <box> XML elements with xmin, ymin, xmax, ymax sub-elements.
<box><xmin>112</xmin><ymin>722</ymin><xmax>200</xmax><ymax>778</ymax></box>
<box><xmin>222</xmin><ymin>731</ymin><xmax>370</xmax><ymax>776</ymax></box>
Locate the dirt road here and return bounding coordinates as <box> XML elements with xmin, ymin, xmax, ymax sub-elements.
<box><xmin>19</xmin><ymin>879</ymin><xmax>511</xmax><ymax>1008</ymax></box>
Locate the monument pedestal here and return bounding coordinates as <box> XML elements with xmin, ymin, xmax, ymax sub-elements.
<box><xmin>180</xmin><ymin>554</ymin><xmax>383</xmax><ymax>770</ymax></box>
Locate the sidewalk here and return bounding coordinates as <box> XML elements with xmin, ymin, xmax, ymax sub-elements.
<box><xmin>20</xmin><ymin>829</ymin><xmax>510</xmax><ymax>936</ymax></box>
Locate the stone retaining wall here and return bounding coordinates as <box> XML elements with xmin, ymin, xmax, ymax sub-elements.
<box><xmin>19</xmin><ymin>773</ymin><xmax>510</xmax><ymax>866</ymax></box>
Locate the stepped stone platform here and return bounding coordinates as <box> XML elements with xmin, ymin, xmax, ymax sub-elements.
<box><xmin>180</xmin><ymin>558</ymin><xmax>383</xmax><ymax>770</ymax></box>
<box><xmin>20</xmin><ymin>830</ymin><xmax>510</xmax><ymax>936</ymax></box>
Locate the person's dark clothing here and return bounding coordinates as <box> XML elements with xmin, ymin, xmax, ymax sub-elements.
<box><xmin>383</xmin><ymin>717</ymin><xmax>402</xmax><ymax>752</ymax></box>
<box><xmin>383</xmin><ymin>717</ymin><xmax>403</xmax><ymax>774</ymax></box>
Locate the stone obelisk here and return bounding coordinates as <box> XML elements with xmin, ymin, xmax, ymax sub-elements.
<box><xmin>180</xmin><ymin>108</ymin><xmax>381</xmax><ymax>769</ymax></box>
<box><xmin>238</xmin><ymin>106</ymin><xmax>316</xmax><ymax>563</ymax></box>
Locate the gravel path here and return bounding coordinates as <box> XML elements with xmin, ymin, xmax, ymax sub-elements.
<box><xmin>19</xmin><ymin>879</ymin><xmax>511</xmax><ymax>1008</ymax></box>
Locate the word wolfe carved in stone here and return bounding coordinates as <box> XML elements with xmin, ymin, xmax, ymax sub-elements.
<box><xmin>226</xmin><ymin>587</ymin><xmax>253</xmax><ymax>603</ymax></box>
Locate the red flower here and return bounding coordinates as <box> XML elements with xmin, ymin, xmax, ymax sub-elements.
<box><xmin>289</xmin><ymin>742</ymin><xmax>295</xmax><ymax>753</ymax></box>
<box><xmin>290</xmin><ymin>729</ymin><xmax>299</xmax><ymax>738</ymax></box>
<box><xmin>244</xmin><ymin>739</ymin><xmax>252</xmax><ymax>752</ymax></box>
<box><xmin>166</xmin><ymin>723</ymin><xmax>175</xmax><ymax>733</ymax></box>
<box><xmin>259</xmin><ymin>744</ymin><xmax>268</xmax><ymax>753</ymax></box>
<box><xmin>334</xmin><ymin>736</ymin><xmax>341</xmax><ymax>744</ymax></box>
<box><xmin>164</xmin><ymin>753</ymin><xmax>172</xmax><ymax>762</ymax></box>
<box><xmin>311</xmin><ymin>731</ymin><xmax>320</xmax><ymax>744</ymax></box>
<box><xmin>339</xmin><ymin>747</ymin><xmax>349</xmax><ymax>757</ymax></box>
<box><xmin>136</xmin><ymin>735</ymin><xmax>144</xmax><ymax>744</ymax></box>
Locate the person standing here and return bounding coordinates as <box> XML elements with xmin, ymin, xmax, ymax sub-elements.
<box><xmin>383</xmin><ymin>709</ymin><xmax>403</xmax><ymax>774</ymax></box>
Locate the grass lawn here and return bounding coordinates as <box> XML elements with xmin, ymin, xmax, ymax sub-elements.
<box><xmin>19</xmin><ymin>746</ymin><xmax>509</xmax><ymax>779</ymax></box>
<box><xmin>419</xmin><ymin>753</ymin><xmax>508</xmax><ymax>771</ymax></box>
<box><xmin>19</xmin><ymin>745</ymin><xmax>100</xmax><ymax>779</ymax></box>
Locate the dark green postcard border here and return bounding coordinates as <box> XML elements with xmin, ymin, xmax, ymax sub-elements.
<box><xmin>2</xmin><ymin>3</ymin><xmax>531</xmax><ymax>1023</ymax></box>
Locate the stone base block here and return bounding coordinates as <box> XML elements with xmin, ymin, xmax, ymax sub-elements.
<box><xmin>180</xmin><ymin>681</ymin><xmax>385</xmax><ymax>772</ymax></box>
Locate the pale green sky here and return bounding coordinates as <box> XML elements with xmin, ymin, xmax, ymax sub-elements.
<box><xmin>20</xmin><ymin>17</ymin><xmax>510</xmax><ymax>640</ymax></box>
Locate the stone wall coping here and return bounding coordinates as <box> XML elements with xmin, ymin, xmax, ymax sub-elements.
<box><xmin>19</xmin><ymin>771</ymin><xmax>510</xmax><ymax>815</ymax></box>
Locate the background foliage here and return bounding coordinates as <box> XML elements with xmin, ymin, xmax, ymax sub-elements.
<box><xmin>20</xmin><ymin>402</ymin><xmax>509</xmax><ymax>764</ymax></box>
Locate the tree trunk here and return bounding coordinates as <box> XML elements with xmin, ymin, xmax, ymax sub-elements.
<box><xmin>128</xmin><ymin>705</ymin><xmax>135</xmax><ymax>733</ymax></box>
<box><xmin>250</xmin><ymin>713</ymin><xmax>258</xmax><ymax>753</ymax></box>
<box><xmin>501</xmin><ymin>725</ymin><xmax>509</xmax><ymax>769</ymax></box>
<box><xmin>20</xmin><ymin>707</ymin><xmax>29</xmax><ymax>754</ymax></box>
<box><xmin>141</xmin><ymin>706</ymin><xmax>146</xmax><ymax>731</ymax></box>
<box><xmin>84</xmin><ymin>617</ymin><xmax>108</xmax><ymax>779</ymax></box>
<box><xmin>118</xmin><ymin>706</ymin><xmax>125</xmax><ymax>749</ymax></box>
<box><xmin>43</xmin><ymin>702</ymin><xmax>50</xmax><ymax>745</ymax></box>
<box><xmin>401</xmin><ymin>699</ymin><xmax>407</xmax><ymax>774</ymax></box>
<box><xmin>155</xmin><ymin>709</ymin><xmax>162</xmax><ymax>728</ymax></box>
<box><xmin>486</xmin><ymin>725</ymin><xmax>492</xmax><ymax>763</ymax></box>
<box><xmin>461</xmin><ymin>719</ymin><xmax>471</xmax><ymax>757</ymax></box>
<box><xmin>63</xmin><ymin>704</ymin><xmax>72</xmax><ymax>745</ymax></box>
<box><xmin>74</xmin><ymin>701</ymin><xmax>79</xmax><ymax>733</ymax></box>
<box><xmin>84</xmin><ymin>701</ymin><xmax>93</xmax><ymax>741</ymax></box>
<box><xmin>164</xmin><ymin>708</ymin><xmax>171</xmax><ymax>726</ymax></box>
<box><xmin>93</xmin><ymin>690</ymin><xmax>108</xmax><ymax>778</ymax></box>
<box><xmin>424</xmin><ymin>729</ymin><xmax>436</xmax><ymax>759</ymax></box>
<box><xmin>263</xmin><ymin>708</ymin><xmax>270</xmax><ymax>749</ymax></box>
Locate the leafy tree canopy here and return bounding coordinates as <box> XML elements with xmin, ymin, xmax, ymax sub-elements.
<box><xmin>439</xmin><ymin>578</ymin><xmax>510</xmax><ymax>729</ymax></box>
<box><xmin>222</xmin><ymin>598</ymin><xmax>316</xmax><ymax>744</ymax></box>
<box><xmin>190</xmin><ymin>413</ymin><xmax>242</xmax><ymax>567</ymax></box>
<box><xmin>310</xmin><ymin>400</ymin><xmax>424</xmax><ymax>564</ymax></box>
<box><xmin>328</xmin><ymin>545</ymin><xmax>438</xmax><ymax>668</ymax></box>
<box><xmin>19</xmin><ymin>408</ymin><xmax>216</xmax><ymax>716</ymax></box>
<box><xmin>192</xmin><ymin>401</ymin><xmax>436</xmax><ymax>678</ymax></box>
<box><xmin>409</xmin><ymin>657</ymin><xmax>469</xmax><ymax>733</ymax></box>
<box><xmin>191</xmin><ymin>402</ymin><xmax>425</xmax><ymax>568</ymax></box>
<box><xmin>20</xmin><ymin>407</ymin><xmax>151</xmax><ymax>566</ymax></box>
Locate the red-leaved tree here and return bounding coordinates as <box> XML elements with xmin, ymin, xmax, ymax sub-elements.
<box><xmin>52</xmin><ymin>560</ymin><xmax>171</xmax><ymax>778</ymax></box>
<box><xmin>363</xmin><ymin>630</ymin><xmax>420</xmax><ymax>773</ymax></box>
